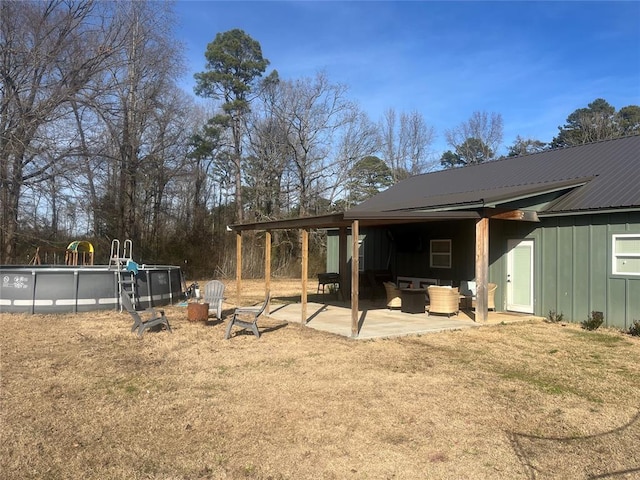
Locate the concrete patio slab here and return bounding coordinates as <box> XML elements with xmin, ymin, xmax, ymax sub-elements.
<box><xmin>266</xmin><ymin>300</ymin><xmax>542</xmax><ymax>340</ymax></box>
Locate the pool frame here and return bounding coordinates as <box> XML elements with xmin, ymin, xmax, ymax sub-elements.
<box><xmin>0</xmin><ymin>265</ymin><xmax>186</xmax><ymax>314</ymax></box>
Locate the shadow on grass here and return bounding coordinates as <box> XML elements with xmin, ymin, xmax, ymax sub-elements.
<box><xmin>273</xmin><ymin>293</ymin><xmax>340</xmax><ymax>304</ymax></box>
<box><xmin>508</xmin><ymin>410</ymin><xmax>640</xmax><ymax>479</ymax></box>
<box><xmin>224</xmin><ymin>322</ymin><xmax>288</xmax><ymax>339</ymax></box>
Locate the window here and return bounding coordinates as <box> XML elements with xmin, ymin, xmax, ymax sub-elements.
<box><xmin>430</xmin><ymin>239</ymin><xmax>451</xmax><ymax>268</ymax></box>
<box><xmin>612</xmin><ymin>234</ymin><xmax>640</xmax><ymax>275</ymax></box>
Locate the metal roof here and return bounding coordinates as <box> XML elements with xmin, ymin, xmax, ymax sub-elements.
<box><xmin>230</xmin><ymin>136</ymin><xmax>639</xmax><ymax>232</ymax></box>
<box><xmin>346</xmin><ymin>135</ymin><xmax>640</xmax><ymax>217</ymax></box>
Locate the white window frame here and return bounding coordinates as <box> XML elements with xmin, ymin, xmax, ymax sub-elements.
<box><xmin>358</xmin><ymin>239</ymin><xmax>365</xmax><ymax>272</ymax></box>
<box><xmin>430</xmin><ymin>239</ymin><xmax>452</xmax><ymax>269</ymax></box>
<box><xmin>612</xmin><ymin>234</ymin><xmax>640</xmax><ymax>276</ymax></box>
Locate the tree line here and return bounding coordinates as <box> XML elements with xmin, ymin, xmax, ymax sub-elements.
<box><xmin>2</xmin><ymin>1</ymin><xmax>639</xmax><ymax>279</ymax></box>
<box><xmin>439</xmin><ymin>99</ymin><xmax>640</xmax><ymax>168</ymax></box>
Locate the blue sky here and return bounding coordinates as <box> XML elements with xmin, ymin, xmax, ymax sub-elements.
<box><xmin>174</xmin><ymin>1</ymin><xmax>640</xmax><ymax>156</ymax></box>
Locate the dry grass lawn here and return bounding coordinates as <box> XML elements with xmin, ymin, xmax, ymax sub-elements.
<box><xmin>1</xmin><ymin>279</ymin><xmax>639</xmax><ymax>479</ymax></box>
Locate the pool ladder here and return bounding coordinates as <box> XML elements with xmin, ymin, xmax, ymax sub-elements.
<box><xmin>109</xmin><ymin>239</ymin><xmax>137</xmax><ymax>310</ymax></box>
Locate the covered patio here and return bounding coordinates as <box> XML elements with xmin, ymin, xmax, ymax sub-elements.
<box><xmin>230</xmin><ymin>208</ymin><xmax>538</xmax><ymax>338</ymax></box>
<box><xmin>267</xmin><ymin>298</ymin><xmax>542</xmax><ymax>340</ymax></box>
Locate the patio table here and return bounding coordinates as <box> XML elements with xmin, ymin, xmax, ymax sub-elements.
<box><xmin>400</xmin><ymin>288</ymin><xmax>426</xmax><ymax>314</ymax></box>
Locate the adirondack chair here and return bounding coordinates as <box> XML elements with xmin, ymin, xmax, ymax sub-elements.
<box><xmin>203</xmin><ymin>280</ymin><xmax>226</xmax><ymax>321</ymax></box>
<box><xmin>120</xmin><ymin>290</ymin><xmax>172</xmax><ymax>337</ymax></box>
<box><xmin>225</xmin><ymin>292</ymin><xmax>270</xmax><ymax>339</ymax></box>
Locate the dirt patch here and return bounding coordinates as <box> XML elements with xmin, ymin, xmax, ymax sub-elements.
<box><xmin>1</xmin><ymin>278</ymin><xmax>639</xmax><ymax>479</ymax></box>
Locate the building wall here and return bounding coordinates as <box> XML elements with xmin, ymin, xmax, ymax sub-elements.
<box><xmin>491</xmin><ymin>212</ymin><xmax>640</xmax><ymax>330</ymax></box>
<box><xmin>327</xmin><ymin>222</ymin><xmax>477</xmax><ymax>283</ymax></box>
<box><xmin>328</xmin><ymin>211</ymin><xmax>640</xmax><ymax>330</ymax></box>
<box><xmin>326</xmin><ymin>230</ymin><xmax>391</xmax><ymax>273</ymax></box>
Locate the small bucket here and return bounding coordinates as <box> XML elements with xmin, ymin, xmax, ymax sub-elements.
<box><xmin>187</xmin><ymin>302</ymin><xmax>209</xmax><ymax>322</ymax></box>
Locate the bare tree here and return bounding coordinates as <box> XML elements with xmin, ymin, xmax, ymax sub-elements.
<box><xmin>92</xmin><ymin>0</ymin><xmax>183</xmax><ymax>245</ymax></box>
<box><xmin>399</xmin><ymin>111</ymin><xmax>437</xmax><ymax>175</ymax></box>
<box><xmin>507</xmin><ymin>135</ymin><xmax>548</xmax><ymax>157</ymax></box>
<box><xmin>379</xmin><ymin>108</ymin><xmax>436</xmax><ymax>182</ymax></box>
<box><xmin>271</xmin><ymin>72</ymin><xmax>355</xmax><ymax>216</ymax></box>
<box><xmin>444</xmin><ymin>111</ymin><xmax>503</xmax><ymax>166</ymax></box>
<box><xmin>0</xmin><ymin>0</ymin><xmax>118</xmax><ymax>262</ymax></box>
<box><xmin>137</xmin><ymin>87</ymin><xmax>196</xmax><ymax>251</ymax></box>
<box><xmin>329</xmin><ymin>108</ymin><xmax>379</xmax><ymax>207</ymax></box>
<box><xmin>380</xmin><ymin>108</ymin><xmax>401</xmax><ymax>180</ymax></box>
<box><xmin>245</xmin><ymin>116</ymin><xmax>289</xmax><ymax>221</ymax></box>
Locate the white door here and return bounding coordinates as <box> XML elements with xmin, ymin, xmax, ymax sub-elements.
<box><xmin>507</xmin><ymin>239</ymin><xmax>534</xmax><ymax>313</ymax></box>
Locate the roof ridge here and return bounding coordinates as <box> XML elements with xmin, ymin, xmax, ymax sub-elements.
<box><xmin>418</xmin><ymin>175</ymin><xmax>596</xmax><ymax>198</ymax></box>
<box><xmin>438</xmin><ymin>133</ymin><xmax>640</xmax><ymax>171</ymax></box>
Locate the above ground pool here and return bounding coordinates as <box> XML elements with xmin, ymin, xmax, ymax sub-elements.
<box><xmin>0</xmin><ymin>264</ymin><xmax>186</xmax><ymax>314</ymax></box>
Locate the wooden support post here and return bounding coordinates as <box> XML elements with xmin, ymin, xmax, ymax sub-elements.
<box><xmin>265</xmin><ymin>230</ymin><xmax>271</xmax><ymax>315</ymax></box>
<box><xmin>236</xmin><ymin>231</ymin><xmax>242</xmax><ymax>305</ymax></box>
<box><xmin>475</xmin><ymin>217</ymin><xmax>489</xmax><ymax>322</ymax></box>
<box><xmin>301</xmin><ymin>228</ymin><xmax>309</xmax><ymax>325</ymax></box>
<box><xmin>351</xmin><ymin>220</ymin><xmax>359</xmax><ymax>337</ymax></box>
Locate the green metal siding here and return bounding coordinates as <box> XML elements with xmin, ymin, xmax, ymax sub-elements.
<box><xmin>532</xmin><ymin>213</ymin><xmax>640</xmax><ymax>329</ymax></box>
<box><xmin>629</xmin><ymin>279</ymin><xmax>640</xmax><ymax>324</ymax></box>
<box><xmin>540</xmin><ymin>227</ymin><xmax>557</xmax><ymax>315</ymax></box>
<box><xmin>327</xmin><ymin>222</ymin><xmax>476</xmax><ymax>282</ymax></box>
<box><xmin>590</xmin><ymin>223</ymin><xmax>608</xmax><ymax>310</ymax></box>
<box><xmin>326</xmin><ymin>230</ymin><xmax>389</xmax><ymax>273</ymax></box>
<box><xmin>365</xmin><ymin>230</ymin><xmax>391</xmax><ymax>270</ymax></box>
<box><xmin>488</xmin><ymin>220</ymin><xmax>537</xmax><ymax>312</ymax></box>
<box><xmin>556</xmin><ymin>226</ymin><xmax>574</xmax><ymax>317</ymax></box>
<box><xmin>573</xmin><ymin>224</ymin><xmax>591</xmax><ymax>322</ymax></box>
<box><xmin>488</xmin><ymin>213</ymin><xmax>640</xmax><ymax>328</ymax></box>
<box><xmin>608</xmin><ymin>278</ymin><xmax>627</xmax><ymax>325</ymax></box>
<box><xmin>327</xmin><ymin>233</ymin><xmax>339</xmax><ymax>272</ymax></box>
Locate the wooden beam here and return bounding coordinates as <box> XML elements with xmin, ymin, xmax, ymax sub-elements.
<box><xmin>265</xmin><ymin>230</ymin><xmax>271</xmax><ymax>315</ymax></box>
<box><xmin>236</xmin><ymin>231</ymin><xmax>242</xmax><ymax>305</ymax></box>
<box><xmin>301</xmin><ymin>228</ymin><xmax>309</xmax><ymax>326</ymax></box>
<box><xmin>483</xmin><ymin>208</ymin><xmax>539</xmax><ymax>222</ymax></box>
<box><xmin>351</xmin><ymin>220</ymin><xmax>359</xmax><ymax>337</ymax></box>
<box><xmin>231</xmin><ymin>213</ymin><xmax>349</xmax><ymax>232</ymax></box>
<box><xmin>475</xmin><ymin>217</ymin><xmax>489</xmax><ymax>322</ymax></box>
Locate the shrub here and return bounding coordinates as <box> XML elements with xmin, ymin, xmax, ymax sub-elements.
<box><xmin>629</xmin><ymin>320</ymin><xmax>640</xmax><ymax>337</ymax></box>
<box><xmin>547</xmin><ymin>310</ymin><xmax>564</xmax><ymax>323</ymax></box>
<box><xmin>581</xmin><ymin>311</ymin><xmax>604</xmax><ymax>331</ymax></box>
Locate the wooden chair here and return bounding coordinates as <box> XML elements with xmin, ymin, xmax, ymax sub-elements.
<box><xmin>427</xmin><ymin>286</ymin><xmax>460</xmax><ymax>317</ymax></box>
<box><xmin>225</xmin><ymin>292</ymin><xmax>270</xmax><ymax>339</ymax></box>
<box><xmin>383</xmin><ymin>281</ymin><xmax>402</xmax><ymax>309</ymax></box>
<box><xmin>120</xmin><ymin>290</ymin><xmax>172</xmax><ymax>337</ymax></box>
<box><xmin>203</xmin><ymin>280</ymin><xmax>226</xmax><ymax>321</ymax></box>
<box><xmin>472</xmin><ymin>283</ymin><xmax>498</xmax><ymax>311</ymax></box>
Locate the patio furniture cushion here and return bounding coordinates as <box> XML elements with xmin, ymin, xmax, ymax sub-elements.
<box><xmin>427</xmin><ymin>286</ymin><xmax>460</xmax><ymax>317</ymax></box>
<box><xmin>460</xmin><ymin>280</ymin><xmax>476</xmax><ymax>297</ymax></box>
